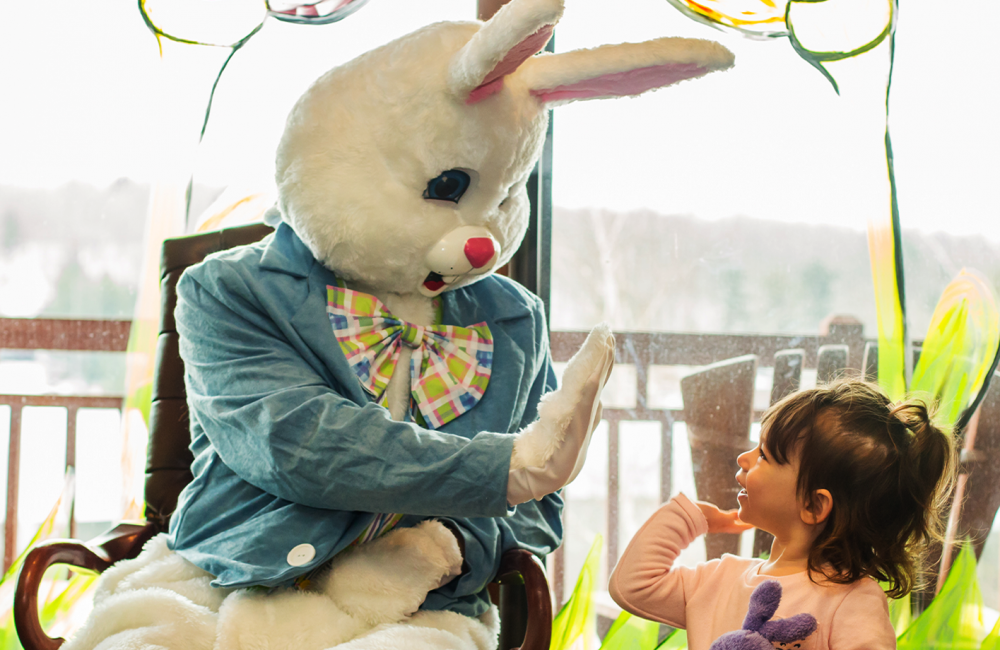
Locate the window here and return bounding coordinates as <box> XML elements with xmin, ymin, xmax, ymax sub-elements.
<box><xmin>549</xmin><ymin>0</ymin><xmax>1000</xmax><ymax>616</ymax></box>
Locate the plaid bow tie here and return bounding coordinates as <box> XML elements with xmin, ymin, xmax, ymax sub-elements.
<box><xmin>326</xmin><ymin>284</ymin><xmax>493</xmax><ymax>429</ymax></box>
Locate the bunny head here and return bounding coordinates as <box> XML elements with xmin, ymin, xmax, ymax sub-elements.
<box><xmin>709</xmin><ymin>581</ymin><xmax>817</xmax><ymax>650</ymax></box>
<box><xmin>275</xmin><ymin>0</ymin><xmax>734</xmax><ymax>299</ymax></box>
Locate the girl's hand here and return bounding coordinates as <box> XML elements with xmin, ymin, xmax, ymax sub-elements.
<box><xmin>695</xmin><ymin>501</ymin><xmax>755</xmax><ymax>534</ymax></box>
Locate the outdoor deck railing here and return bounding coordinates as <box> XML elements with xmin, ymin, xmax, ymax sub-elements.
<box><xmin>0</xmin><ymin>316</ymin><xmax>869</xmax><ymax>601</ymax></box>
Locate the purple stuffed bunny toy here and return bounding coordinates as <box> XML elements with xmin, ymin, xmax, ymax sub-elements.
<box><xmin>710</xmin><ymin>580</ymin><xmax>817</xmax><ymax>650</ymax></box>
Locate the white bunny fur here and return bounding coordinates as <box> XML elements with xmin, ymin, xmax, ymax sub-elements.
<box><xmin>276</xmin><ymin>0</ymin><xmax>732</xmax><ymax>423</ymax></box>
<box><xmin>63</xmin><ymin>522</ymin><xmax>474</xmax><ymax>650</ymax></box>
<box><xmin>275</xmin><ymin>0</ymin><xmax>734</xmax><ymax>310</ymax></box>
<box><xmin>276</xmin><ymin>19</ymin><xmax>544</xmax><ymax>301</ymax></box>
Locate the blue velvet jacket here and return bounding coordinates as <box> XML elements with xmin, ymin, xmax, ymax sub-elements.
<box><xmin>168</xmin><ymin>222</ymin><xmax>562</xmax><ymax>616</ymax></box>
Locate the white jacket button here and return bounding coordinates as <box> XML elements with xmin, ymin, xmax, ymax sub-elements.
<box><xmin>287</xmin><ymin>543</ymin><xmax>316</xmax><ymax>567</ymax></box>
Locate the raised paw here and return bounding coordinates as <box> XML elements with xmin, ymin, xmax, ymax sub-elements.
<box><xmin>558</xmin><ymin>323</ymin><xmax>615</xmax><ymax>398</ymax></box>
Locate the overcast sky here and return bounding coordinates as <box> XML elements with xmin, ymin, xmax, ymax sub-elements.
<box><xmin>1</xmin><ymin>0</ymin><xmax>997</xmax><ymax>240</ymax></box>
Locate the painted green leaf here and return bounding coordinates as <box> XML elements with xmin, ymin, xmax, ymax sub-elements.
<box><xmin>656</xmin><ymin>628</ymin><xmax>688</xmax><ymax>650</ymax></box>
<box><xmin>911</xmin><ymin>269</ymin><xmax>1000</xmax><ymax>429</ymax></box>
<box><xmin>139</xmin><ymin>0</ymin><xmax>266</xmax><ymax>48</ymax></box>
<box><xmin>785</xmin><ymin>0</ymin><xmax>895</xmax><ymax>93</ymax></box>
<box><xmin>551</xmin><ymin>535</ymin><xmax>602</xmax><ymax>650</ymax></box>
<box><xmin>981</xmin><ymin>614</ymin><xmax>1000</xmax><ymax>650</ymax></box>
<box><xmin>599</xmin><ymin>612</ymin><xmax>659</xmax><ymax>649</ymax></box>
<box><xmin>897</xmin><ymin>543</ymin><xmax>984</xmax><ymax>649</ymax></box>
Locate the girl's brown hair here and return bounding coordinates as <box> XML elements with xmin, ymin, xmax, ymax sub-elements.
<box><xmin>761</xmin><ymin>378</ymin><xmax>957</xmax><ymax>598</ymax></box>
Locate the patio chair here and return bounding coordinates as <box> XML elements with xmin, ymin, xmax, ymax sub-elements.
<box><xmin>681</xmin><ymin>354</ymin><xmax>758</xmax><ymax>559</ymax></box>
<box><xmin>14</xmin><ymin>222</ymin><xmax>551</xmax><ymax>650</ymax></box>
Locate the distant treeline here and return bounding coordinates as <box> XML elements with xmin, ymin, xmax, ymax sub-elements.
<box><xmin>2</xmin><ymin>183</ymin><xmax>999</xmax><ymax>343</ymax></box>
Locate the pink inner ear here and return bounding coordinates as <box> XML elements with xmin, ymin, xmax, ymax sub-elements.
<box><xmin>530</xmin><ymin>62</ymin><xmax>707</xmax><ymax>104</ymax></box>
<box><xmin>466</xmin><ymin>24</ymin><xmax>554</xmax><ymax>105</ymax></box>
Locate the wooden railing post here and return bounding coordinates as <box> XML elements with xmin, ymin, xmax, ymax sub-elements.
<box><xmin>5</xmin><ymin>402</ymin><xmax>23</xmax><ymax>571</ymax></box>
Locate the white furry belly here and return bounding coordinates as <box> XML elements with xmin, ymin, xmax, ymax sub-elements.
<box><xmin>385</xmin><ymin>346</ymin><xmax>414</xmax><ymax>421</ymax></box>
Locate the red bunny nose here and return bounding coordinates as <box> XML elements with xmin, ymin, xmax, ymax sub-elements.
<box><xmin>464</xmin><ymin>238</ymin><xmax>495</xmax><ymax>269</ymax></box>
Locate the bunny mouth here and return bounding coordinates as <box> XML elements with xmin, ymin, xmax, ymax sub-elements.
<box><xmin>424</xmin><ymin>272</ymin><xmax>447</xmax><ymax>292</ymax></box>
<box><xmin>421</xmin><ymin>271</ymin><xmax>461</xmax><ymax>295</ymax></box>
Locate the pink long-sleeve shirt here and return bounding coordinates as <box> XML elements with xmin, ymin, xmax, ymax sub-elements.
<box><xmin>609</xmin><ymin>494</ymin><xmax>897</xmax><ymax>650</ymax></box>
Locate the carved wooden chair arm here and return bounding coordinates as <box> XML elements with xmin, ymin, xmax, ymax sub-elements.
<box><xmin>495</xmin><ymin>549</ymin><xmax>553</xmax><ymax>650</ymax></box>
<box><xmin>14</xmin><ymin>522</ymin><xmax>156</xmax><ymax>650</ymax></box>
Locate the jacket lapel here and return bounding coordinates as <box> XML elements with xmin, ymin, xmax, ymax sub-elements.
<box><xmin>260</xmin><ymin>223</ymin><xmax>371</xmax><ymax>405</ymax></box>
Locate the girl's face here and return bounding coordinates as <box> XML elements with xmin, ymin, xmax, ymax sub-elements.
<box><xmin>735</xmin><ymin>431</ymin><xmax>804</xmax><ymax>538</ymax></box>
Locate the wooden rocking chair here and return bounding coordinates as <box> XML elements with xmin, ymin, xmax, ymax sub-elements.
<box><xmin>14</xmin><ymin>223</ymin><xmax>552</xmax><ymax>650</ymax></box>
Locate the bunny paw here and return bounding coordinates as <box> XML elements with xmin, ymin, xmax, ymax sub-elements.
<box><xmin>558</xmin><ymin>323</ymin><xmax>615</xmax><ymax>397</ymax></box>
<box><xmin>510</xmin><ymin>323</ymin><xmax>613</xmax><ymax>470</ymax></box>
<box><xmin>321</xmin><ymin>521</ymin><xmax>462</xmax><ymax>627</ymax></box>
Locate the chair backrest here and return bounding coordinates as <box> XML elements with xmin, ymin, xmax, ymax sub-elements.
<box><xmin>145</xmin><ymin>223</ymin><xmax>274</xmax><ymax>532</ymax></box>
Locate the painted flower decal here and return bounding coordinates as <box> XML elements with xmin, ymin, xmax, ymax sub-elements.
<box><xmin>666</xmin><ymin>0</ymin><xmax>895</xmax><ymax>92</ymax></box>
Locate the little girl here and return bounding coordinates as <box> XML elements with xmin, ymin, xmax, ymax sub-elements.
<box><xmin>609</xmin><ymin>379</ymin><xmax>956</xmax><ymax>650</ymax></box>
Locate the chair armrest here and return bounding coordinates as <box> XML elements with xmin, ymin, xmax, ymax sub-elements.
<box><xmin>496</xmin><ymin>549</ymin><xmax>552</xmax><ymax>650</ymax></box>
<box><xmin>14</xmin><ymin>522</ymin><xmax>156</xmax><ymax>650</ymax></box>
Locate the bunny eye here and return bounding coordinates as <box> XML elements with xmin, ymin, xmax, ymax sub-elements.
<box><xmin>424</xmin><ymin>170</ymin><xmax>471</xmax><ymax>203</ymax></box>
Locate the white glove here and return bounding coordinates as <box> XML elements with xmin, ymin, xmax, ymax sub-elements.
<box><xmin>507</xmin><ymin>323</ymin><xmax>615</xmax><ymax>506</ymax></box>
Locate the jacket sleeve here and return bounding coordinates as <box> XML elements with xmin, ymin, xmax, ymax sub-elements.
<box><xmin>423</xmin><ymin>304</ymin><xmax>564</xmax><ymax>617</ymax></box>
<box><xmin>175</xmin><ymin>264</ymin><xmax>513</xmax><ymax>519</ymax></box>
<box><xmin>609</xmin><ymin>493</ymin><xmax>722</xmax><ymax>628</ymax></box>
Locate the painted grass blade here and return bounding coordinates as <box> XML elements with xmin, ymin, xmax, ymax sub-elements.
<box><xmin>897</xmin><ymin>542</ymin><xmax>984</xmax><ymax>649</ymax></box>
<box><xmin>40</xmin><ymin>573</ymin><xmax>99</xmax><ymax>640</ymax></box>
<box><xmin>551</xmin><ymin>535</ymin><xmax>602</xmax><ymax>650</ymax></box>
<box><xmin>911</xmin><ymin>269</ymin><xmax>1000</xmax><ymax>429</ymax></box>
<box><xmin>599</xmin><ymin>612</ymin><xmax>659</xmax><ymax>649</ymax></box>
<box><xmin>867</xmin><ymin>211</ymin><xmax>907</xmax><ymax>401</ymax></box>
<box><xmin>887</xmin><ymin>591</ymin><xmax>912</xmax><ymax>636</ymax></box>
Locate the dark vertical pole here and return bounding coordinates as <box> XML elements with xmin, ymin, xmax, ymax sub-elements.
<box><xmin>508</xmin><ymin>58</ymin><xmax>555</xmax><ymax>321</ymax></box>
<box><xmin>477</xmin><ymin>0</ymin><xmax>508</xmax><ymax>20</ymax></box>
<box><xmin>535</xmin><ymin>112</ymin><xmax>554</xmax><ymax>321</ymax></box>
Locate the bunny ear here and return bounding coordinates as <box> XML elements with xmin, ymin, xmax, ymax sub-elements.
<box><xmin>759</xmin><ymin>614</ymin><xmax>818</xmax><ymax>643</ymax></box>
<box><xmin>449</xmin><ymin>0</ymin><xmax>564</xmax><ymax>105</ymax></box>
<box><xmin>742</xmin><ymin>580</ymin><xmax>783</xmax><ymax>632</ymax></box>
<box><xmin>519</xmin><ymin>38</ymin><xmax>734</xmax><ymax>107</ymax></box>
